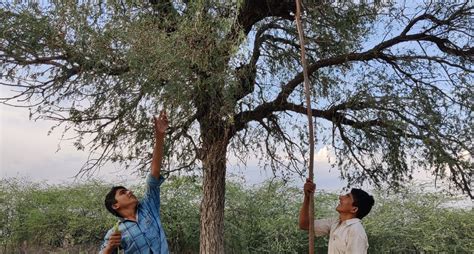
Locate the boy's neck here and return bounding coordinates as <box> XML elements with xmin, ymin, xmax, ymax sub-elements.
<box><xmin>338</xmin><ymin>212</ymin><xmax>357</xmax><ymax>223</ymax></box>
<box><xmin>120</xmin><ymin>207</ymin><xmax>137</xmax><ymax>221</ymax></box>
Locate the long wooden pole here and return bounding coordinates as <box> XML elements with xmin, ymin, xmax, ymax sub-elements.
<box><xmin>295</xmin><ymin>1</ymin><xmax>316</xmax><ymax>253</ymax></box>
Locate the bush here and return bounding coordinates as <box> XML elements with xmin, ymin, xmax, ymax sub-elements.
<box><xmin>366</xmin><ymin>186</ymin><xmax>474</xmax><ymax>253</ymax></box>
<box><xmin>0</xmin><ymin>178</ymin><xmax>114</xmax><ymax>252</ymax></box>
<box><xmin>160</xmin><ymin>176</ymin><xmax>201</xmax><ymax>253</ymax></box>
<box><xmin>223</xmin><ymin>180</ymin><xmax>338</xmax><ymax>253</ymax></box>
<box><xmin>0</xmin><ymin>177</ymin><xmax>472</xmax><ymax>253</ymax></box>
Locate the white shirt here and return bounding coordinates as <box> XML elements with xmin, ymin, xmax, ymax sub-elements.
<box><xmin>314</xmin><ymin>218</ymin><xmax>368</xmax><ymax>254</ymax></box>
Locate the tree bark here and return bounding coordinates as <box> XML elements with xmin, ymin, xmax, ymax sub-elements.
<box><xmin>199</xmin><ymin>125</ymin><xmax>229</xmax><ymax>254</ymax></box>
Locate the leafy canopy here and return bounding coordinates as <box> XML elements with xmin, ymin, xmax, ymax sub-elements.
<box><xmin>0</xmin><ymin>1</ymin><xmax>472</xmax><ymax>196</ymax></box>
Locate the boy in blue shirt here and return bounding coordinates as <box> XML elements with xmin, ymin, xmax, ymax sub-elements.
<box><xmin>100</xmin><ymin>111</ymin><xmax>169</xmax><ymax>254</ymax></box>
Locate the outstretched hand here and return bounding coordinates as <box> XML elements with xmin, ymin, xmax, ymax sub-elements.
<box><xmin>154</xmin><ymin>110</ymin><xmax>168</xmax><ymax>135</ymax></box>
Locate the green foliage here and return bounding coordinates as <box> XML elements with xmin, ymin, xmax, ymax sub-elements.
<box><xmin>224</xmin><ymin>181</ymin><xmax>307</xmax><ymax>253</ymax></box>
<box><xmin>0</xmin><ymin>1</ymin><xmax>245</xmax><ymax>175</ymax></box>
<box><xmin>160</xmin><ymin>176</ymin><xmax>201</xmax><ymax>253</ymax></box>
<box><xmin>0</xmin><ymin>178</ymin><xmax>115</xmax><ymax>250</ymax></box>
<box><xmin>366</xmin><ymin>186</ymin><xmax>474</xmax><ymax>253</ymax></box>
<box><xmin>1</xmin><ymin>0</ymin><xmax>472</xmax><ymax>198</ymax></box>
<box><xmin>223</xmin><ymin>181</ymin><xmax>339</xmax><ymax>253</ymax></box>
<box><xmin>1</xmin><ymin>177</ymin><xmax>472</xmax><ymax>253</ymax></box>
<box><xmin>1</xmin><ymin>1</ymin><xmax>472</xmax><ymax>252</ymax></box>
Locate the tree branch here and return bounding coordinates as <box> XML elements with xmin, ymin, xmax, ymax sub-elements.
<box><xmin>237</xmin><ymin>0</ymin><xmax>295</xmax><ymax>35</ymax></box>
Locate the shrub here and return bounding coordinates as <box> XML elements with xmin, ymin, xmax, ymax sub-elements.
<box><xmin>0</xmin><ymin>177</ymin><xmax>472</xmax><ymax>253</ymax></box>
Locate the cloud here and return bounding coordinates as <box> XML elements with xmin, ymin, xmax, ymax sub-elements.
<box><xmin>0</xmin><ymin>104</ymin><xmax>138</xmax><ymax>184</ymax></box>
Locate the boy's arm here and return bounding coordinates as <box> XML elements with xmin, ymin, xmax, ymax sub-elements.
<box><xmin>299</xmin><ymin>179</ymin><xmax>332</xmax><ymax>236</ymax></box>
<box><xmin>299</xmin><ymin>179</ymin><xmax>315</xmax><ymax>230</ymax></box>
<box><xmin>151</xmin><ymin>111</ymin><xmax>168</xmax><ymax>179</ymax></box>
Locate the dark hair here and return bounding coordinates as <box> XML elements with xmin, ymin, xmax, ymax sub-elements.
<box><xmin>105</xmin><ymin>186</ymin><xmax>126</xmax><ymax>218</ymax></box>
<box><xmin>351</xmin><ymin>188</ymin><xmax>375</xmax><ymax>219</ymax></box>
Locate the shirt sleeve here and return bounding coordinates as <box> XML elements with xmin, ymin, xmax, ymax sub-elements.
<box><xmin>314</xmin><ymin>218</ymin><xmax>337</xmax><ymax>236</ymax></box>
<box><xmin>141</xmin><ymin>174</ymin><xmax>165</xmax><ymax>213</ymax></box>
<box><xmin>346</xmin><ymin>229</ymin><xmax>368</xmax><ymax>254</ymax></box>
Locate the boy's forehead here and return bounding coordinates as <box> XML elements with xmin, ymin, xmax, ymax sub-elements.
<box><xmin>115</xmin><ymin>187</ymin><xmax>128</xmax><ymax>194</ymax></box>
<box><xmin>348</xmin><ymin>193</ymin><xmax>355</xmax><ymax>201</ymax></box>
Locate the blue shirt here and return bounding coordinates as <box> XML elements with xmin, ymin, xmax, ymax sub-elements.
<box><xmin>100</xmin><ymin>175</ymin><xmax>169</xmax><ymax>254</ymax></box>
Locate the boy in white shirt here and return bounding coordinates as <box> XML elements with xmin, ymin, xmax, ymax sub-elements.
<box><xmin>299</xmin><ymin>179</ymin><xmax>375</xmax><ymax>254</ymax></box>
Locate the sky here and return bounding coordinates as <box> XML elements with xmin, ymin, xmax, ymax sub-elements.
<box><xmin>3</xmin><ymin>93</ymin><xmax>461</xmax><ymax>198</ymax></box>
<box><xmin>2</xmin><ymin>83</ymin><xmax>467</xmax><ymax>201</ymax></box>
<box><xmin>3</xmin><ymin>101</ymin><xmax>473</xmax><ymax>210</ymax></box>
<box><xmin>0</xmin><ymin>89</ymin><xmax>346</xmax><ymax>190</ymax></box>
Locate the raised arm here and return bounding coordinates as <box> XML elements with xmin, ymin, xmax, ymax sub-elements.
<box><xmin>299</xmin><ymin>179</ymin><xmax>315</xmax><ymax>230</ymax></box>
<box><xmin>151</xmin><ymin>111</ymin><xmax>168</xmax><ymax>179</ymax></box>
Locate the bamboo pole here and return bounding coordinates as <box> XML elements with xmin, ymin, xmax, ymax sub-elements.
<box><xmin>295</xmin><ymin>0</ymin><xmax>316</xmax><ymax>253</ymax></box>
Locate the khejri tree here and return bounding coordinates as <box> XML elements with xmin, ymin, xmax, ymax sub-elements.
<box><xmin>1</xmin><ymin>0</ymin><xmax>472</xmax><ymax>252</ymax></box>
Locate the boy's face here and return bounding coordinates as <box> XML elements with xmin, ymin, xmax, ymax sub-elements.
<box><xmin>336</xmin><ymin>192</ymin><xmax>358</xmax><ymax>215</ymax></box>
<box><xmin>112</xmin><ymin>188</ymin><xmax>138</xmax><ymax>211</ymax></box>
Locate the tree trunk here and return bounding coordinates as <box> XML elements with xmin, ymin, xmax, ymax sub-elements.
<box><xmin>199</xmin><ymin>128</ymin><xmax>229</xmax><ymax>254</ymax></box>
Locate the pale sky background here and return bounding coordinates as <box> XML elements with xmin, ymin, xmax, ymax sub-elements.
<box><xmin>4</xmin><ymin>93</ymin><xmax>470</xmax><ymax>207</ymax></box>
<box><xmin>0</xmin><ymin>88</ymin><xmax>346</xmax><ymax>190</ymax></box>
<box><xmin>3</xmin><ymin>94</ymin><xmax>473</xmax><ymax>210</ymax></box>
<box><xmin>2</xmin><ymin>91</ymin><xmax>459</xmax><ymax>198</ymax></box>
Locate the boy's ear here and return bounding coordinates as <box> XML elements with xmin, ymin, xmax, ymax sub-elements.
<box><xmin>351</xmin><ymin>206</ymin><xmax>358</xmax><ymax>214</ymax></box>
<box><xmin>112</xmin><ymin>203</ymin><xmax>120</xmax><ymax>210</ymax></box>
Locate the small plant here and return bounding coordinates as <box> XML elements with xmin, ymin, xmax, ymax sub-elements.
<box><xmin>113</xmin><ymin>221</ymin><xmax>120</xmax><ymax>233</ymax></box>
<box><xmin>114</xmin><ymin>221</ymin><xmax>121</xmax><ymax>253</ymax></box>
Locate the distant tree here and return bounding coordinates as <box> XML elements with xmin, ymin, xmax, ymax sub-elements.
<box><xmin>1</xmin><ymin>0</ymin><xmax>472</xmax><ymax>252</ymax></box>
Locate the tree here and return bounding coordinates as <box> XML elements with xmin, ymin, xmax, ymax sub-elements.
<box><xmin>1</xmin><ymin>0</ymin><xmax>472</xmax><ymax>252</ymax></box>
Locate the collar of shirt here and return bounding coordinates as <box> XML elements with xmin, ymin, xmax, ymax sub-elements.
<box><xmin>340</xmin><ymin>218</ymin><xmax>361</xmax><ymax>226</ymax></box>
<box><xmin>118</xmin><ymin>204</ymin><xmax>141</xmax><ymax>223</ymax></box>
